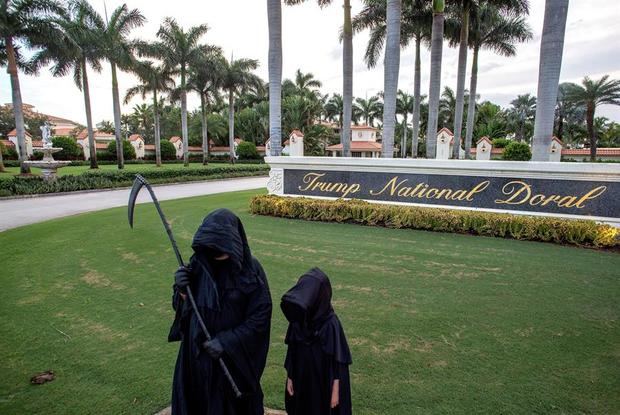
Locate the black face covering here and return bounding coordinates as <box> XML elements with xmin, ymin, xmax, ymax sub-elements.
<box><xmin>281</xmin><ymin>268</ymin><xmax>334</xmax><ymax>330</ymax></box>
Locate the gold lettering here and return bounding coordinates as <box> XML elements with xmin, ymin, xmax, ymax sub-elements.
<box><xmin>465</xmin><ymin>181</ymin><xmax>490</xmax><ymax>201</ymax></box>
<box><xmin>425</xmin><ymin>188</ymin><xmax>438</xmax><ymax>198</ymax></box>
<box><xmin>370</xmin><ymin>176</ymin><xmax>408</xmax><ymax>196</ymax></box>
<box><xmin>435</xmin><ymin>188</ymin><xmax>453</xmax><ymax>199</ymax></box>
<box><xmin>450</xmin><ymin>190</ymin><xmax>468</xmax><ymax>200</ymax></box>
<box><xmin>495</xmin><ymin>181</ymin><xmax>530</xmax><ymax>205</ymax></box>
<box><xmin>299</xmin><ymin>172</ymin><xmax>325</xmax><ymax>191</ymax></box>
<box><xmin>529</xmin><ymin>194</ymin><xmax>545</xmax><ymax>206</ymax></box>
<box><xmin>557</xmin><ymin>195</ymin><xmax>578</xmax><ymax>208</ymax></box>
<box><xmin>574</xmin><ymin>186</ymin><xmax>607</xmax><ymax>209</ymax></box>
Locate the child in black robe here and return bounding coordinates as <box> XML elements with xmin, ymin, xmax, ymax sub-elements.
<box><xmin>281</xmin><ymin>267</ymin><xmax>352</xmax><ymax>415</ymax></box>
<box><xmin>169</xmin><ymin>209</ymin><xmax>272</xmax><ymax>415</ymax></box>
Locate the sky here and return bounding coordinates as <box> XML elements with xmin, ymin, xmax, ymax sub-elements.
<box><xmin>1</xmin><ymin>0</ymin><xmax>619</xmax><ymax>126</ymax></box>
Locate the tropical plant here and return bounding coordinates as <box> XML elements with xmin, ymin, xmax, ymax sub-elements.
<box><xmin>99</xmin><ymin>4</ymin><xmax>145</xmax><ymax>169</ymax></box>
<box><xmin>396</xmin><ymin>90</ymin><xmax>414</xmax><ymax>157</ymax></box>
<box><xmin>107</xmin><ymin>139</ymin><xmax>135</xmax><ymax>160</ymax></box>
<box><xmin>502</xmin><ymin>141</ymin><xmax>531</xmax><ymax>160</ymax></box>
<box><xmin>354</xmin><ymin>96</ymin><xmax>382</xmax><ymax>127</ymax></box>
<box><xmin>149</xmin><ymin>18</ymin><xmax>211</xmax><ymax>166</ymax></box>
<box><xmin>324</xmin><ymin>93</ymin><xmax>344</xmax><ymax>127</ymax></box>
<box><xmin>473</xmin><ymin>101</ymin><xmax>508</xmax><ymax>139</ymax></box>
<box><xmin>563</xmin><ymin>75</ymin><xmax>620</xmax><ymax>160</ymax></box>
<box><xmin>186</xmin><ymin>50</ymin><xmax>224</xmax><ymax>164</ymax></box>
<box><xmin>236</xmin><ymin>141</ymin><xmax>260</xmax><ymax>159</ymax></box>
<box><xmin>51</xmin><ymin>135</ymin><xmax>81</xmax><ymax>160</ymax></box>
<box><xmin>531</xmin><ymin>0</ymin><xmax>569</xmax><ymax>161</ymax></box>
<box><xmin>507</xmin><ymin>93</ymin><xmax>536</xmax><ymax>141</ymax></box>
<box><xmin>218</xmin><ymin>56</ymin><xmax>262</xmax><ymax>162</ymax></box>
<box><xmin>283</xmin><ymin>69</ymin><xmax>322</xmax><ymax>97</ymax></box>
<box><xmin>159</xmin><ymin>139</ymin><xmax>176</xmax><ymax>160</ymax></box>
<box><xmin>285</xmin><ymin>0</ymin><xmax>352</xmax><ymax>157</ymax></box>
<box><xmin>1</xmin><ymin>0</ymin><xmax>63</xmax><ymax>173</ymax></box>
<box><xmin>462</xmin><ymin>4</ymin><xmax>532</xmax><ymax>157</ymax></box>
<box><xmin>448</xmin><ymin>0</ymin><xmax>529</xmax><ymax>159</ymax></box>
<box><xmin>353</xmin><ymin>0</ymin><xmax>432</xmax><ymax>158</ymax></box>
<box><xmin>97</xmin><ymin>120</ymin><xmax>115</xmax><ymax>133</ymax></box>
<box><xmin>267</xmin><ymin>0</ymin><xmax>283</xmax><ymax>156</ymax></box>
<box><xmin>426</xmin><ymin>0</ymin><xmax>446</xmax><ymax>158</ymax></box>
<box><xmin>125</xmin><ymin>59</ymin><xmax>174</xmax><ymax>166</ymax></box>
<box><xmin>30</xmin><ymin>0</ymin><xmax>103</xmax><ymax>169</ymax></box>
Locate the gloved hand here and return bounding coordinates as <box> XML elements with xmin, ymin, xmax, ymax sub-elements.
<box><xmin>174</xmin><ymin>266</ymin><xmax>192</xmax><ymax>292</ymax></box>
<box><xmin>202</xmin><ymin>338</ymin><xmax>224</xmax><ymax>359</ymax></box>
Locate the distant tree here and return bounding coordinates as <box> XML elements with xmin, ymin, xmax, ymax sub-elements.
<box><xmin>564</xmin><ymin>75</ymin><xmax>620</xmax><ymax>161</ymax></box>
<box><xmin>107</xmin><ymin>139</ymin><xmax>135</xmax><ymax>160</ymax></box>
<box><xmin>354</xmin><ymin>96</ymin><xmax>382</xmax><ymax>127</ymax></box>
<box><xmin>507</xmin><ymin>93</ymin><xmax>536</xmax><ymax>142</ymax></box>
<box><xmin>97</xmin><ymin>120</ymin><xmax>115</xmax><ymax>134</ymax></box>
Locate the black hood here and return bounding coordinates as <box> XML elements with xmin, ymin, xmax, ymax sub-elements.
<box><xmin>191</xmin><ymin>208</ymin><xmax>253</xmax><ymax>272</ymax></box>
<box><xmin>281</xmin><ymin>267</ymin><xmax>334</xmax><ymax>328</ymax></box>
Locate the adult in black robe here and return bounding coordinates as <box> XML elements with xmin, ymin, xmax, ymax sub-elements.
<box><xmin>168</xmin><ymin>209</ymin><xmax>272</xmax><ymax>415</ymax></box>
<box><xmin>281</xmin><ymin>268</ymin><xmax>352</xmax><ymax>415</ymax></box>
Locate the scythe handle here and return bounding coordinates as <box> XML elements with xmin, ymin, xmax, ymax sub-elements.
<box><xmin>128</xmin><ymin>175</ymin><xmax>242</xmax><ymax>398</ymax></box>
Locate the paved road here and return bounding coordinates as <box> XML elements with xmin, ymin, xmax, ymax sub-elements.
<box><xmin>0</xmin><ymin>176</ymin><xmax>268</xmax><ymax>232</ymax></box>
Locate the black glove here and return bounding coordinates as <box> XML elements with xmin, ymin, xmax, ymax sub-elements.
<box><xmin>202</xmin><ymin>338</ymin><xmax>224</xmax><ymax>359</ymax></box>
<box><xmin>174</xmin><ymin>266</ymin><xmax>192</xmax><ymax>292</ymax></box>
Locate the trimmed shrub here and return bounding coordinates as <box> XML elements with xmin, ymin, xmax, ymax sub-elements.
<box><xmin>52</xmin><ymin>136</ymin><xmax>82</xmax><ymax>160</ymax></box>
<box><xmin>249</xmin><ymin>195</ymin><xmax>619</xmax><ymax>248</ymax></box>
<box><xmin>1</xmin><ymin>142</ymin><xmax>19</xmax><ymax>160</ymax></box>
<box><xmin>237</xmin><ymin>141</ymin><xmax>260</xmax><ymax>159</ymax></box>
<box><xmin>503</xmin><ymin>142</ymin><xmax>532</xmax><ymax>161</ymax></box>
<box><xmin>160</xmin><ymin>140</ymin><xmax>176</xmax><ymax>160</ymax></box>
<box><xmin>492</xmin><ymin>138</ymin><xmax>511</xmax><ymax>148</ymax></box>
<box><xmin>107</xmin><ymin>140</ymin><xmax>136</xmax><ymax>160</ymax></box>
<box><xmin>0</xmin><ymin>165</ymin><xmax>269</xmax><ymax>197</ymax></box>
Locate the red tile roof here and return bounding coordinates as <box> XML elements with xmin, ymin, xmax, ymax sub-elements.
<box><xmin>350</xmin><ymin>124</ymin><xmax>378</xmax><ymax>131</ymax></box>
<box><xmin>144</xmin><ymin>144</ymin><xmax>155</xmax><ymax>151</ymax></box>
<box><xmin>7</xmin><ymin>129</ymin><xmax>33</xmax><ymax>138</ymax></box>
<box><xmin>326</xmin><ymin>141</ymin><xmax>382</xmax><ymax>151</ymax></box>
<box><xmin>129</xmin><ymin>134</ymin><xmax>143</xmax><ymax>142</ymax></box>
<box><xmin>170</xmin><ymin>136</ymin><xmax>181</xmax><ymax>143</ymax></box>
<box><xmin>437</xmin><ymin>127</ymin><xmax>454</xmax><ymax>136</ymax></box>
<box><xmin>476</xmin><ymin>136</ymin><xmax>492</xmax><ymax>145</ymax></box>
<box><xmin>0</xmin><ymin>139</ymin><xmax>15</xmax><ymax>147</ymax></box>
<box><xmin>53</xmin><ymin>127</ymin><xmax>77</xmax><ymax>136</ymax></box>
<box><xmin>290</xmin><ymin>129</ymin><xmax>304</xmax><ymax>137</ymax></box>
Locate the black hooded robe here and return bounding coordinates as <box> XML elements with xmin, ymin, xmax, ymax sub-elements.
<box><xmin>281</xmin><ymin>268</ymin><xmax>352</xmax><ymax>415</ymax></box>
<box><xmin>168</xmin><ymin>209</ymin><xmax>272</xmax><ymax>415</ymax></box>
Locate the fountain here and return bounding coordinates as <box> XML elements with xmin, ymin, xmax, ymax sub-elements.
<box><xmin>23</xmin><ymin>123</ymin><xmax>71</xmax><ymax>180</ymax></box>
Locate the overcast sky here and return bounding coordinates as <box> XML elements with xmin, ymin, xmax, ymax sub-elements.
<box><xmin>1</xmin><ymin>0</ymin><xmax>619</xmax><ymax>125</ymax></box>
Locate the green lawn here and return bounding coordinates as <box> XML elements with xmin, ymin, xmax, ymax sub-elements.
<box><xmin>0</xmin><ymin>162</ymin><xmax>258</xmax><ymax>179</ymax></box>
<box><xmin>1</xmin><ymin>190</ymin><xmax>618</xmax><ymax>414</ymax></box>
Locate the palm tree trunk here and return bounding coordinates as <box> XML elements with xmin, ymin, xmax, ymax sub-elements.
<box><xmin>586</xmin><ymin>103</ymin><xmax>596</xmax><ymax>162</ymax></box>
<box><xmin>200</xmin><ymin>93</ymin><xmax>209</xmax><ymax>165</ymax></box>
<box><xmin>401</xmin><ymin>114</ymin><xmax>408</xmax><ymax>158</ymax></box>
<box><xmin>111</xmin><ymin>63</ymin><xmax>125</xmax><ymax>169</ymax></box>
<box><xmin>426</xmin><ymin>8</ymin><xmax>445</xmax><ymax>158</ymax></box>
<box><xmin>153</xmin><ymin>88</ymin><xmax>161</xmax><ymax>167</ymax></box>
<box><xmin>452</xmin><ymin>5</ymin><xmax>469</xmax><ymax>159</ymax></box>
<box><xmin>6</xmin><ymin>36</ymin><xmax>30</xmax><ymax>174</ymax></box>
<box><xmin>342</xmin><ymin>0</ymin><xmax>353</xmax><ymax>157</ymax></box>
<box><xmin>268</xmin><ymin>0</ymin><xmax>282</xmax><ymax>156</ymax></box>
<box><xmin>411</xmin><ymin>36</ymin><xmax>422</xmax><ymax>158</ymax></box>
<box><xmin>0</xmin><ymin>142</ymin><xmax>4</xmax><ymax>172</ymax></box>
<box><xmin>180</xmin><ymin>67</ymin><xmax>189</xmax><ymax>167</ymax></box>
<box><xmin>382</xmin><ymin>0</ymin><xmax>402</xmax><ymax>158</ymax></box>
<box><xmin>464</xmin><ymin>46</ymin><xmax>479</xmax><ymax>159</ymax></box>
<box><xmin>228</xmin><ymin>89</ymin><xmax>235</xmax><ymax>164</ymax></box>
<box><xmin>81</xmin><ymin>59</ymin><xmax>98</xmax><ymax>168</ymax></box>
<box><xmin>531</xmin><ymin>0</ymin><xmax>569</xmax><ymax>161</ymax></box>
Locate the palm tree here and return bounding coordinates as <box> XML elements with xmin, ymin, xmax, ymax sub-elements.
<box><xmin>508</xmin><ymin>93</ymin><xmax>536</xmax><ymax>141</ymax></box>
<box><xmin>449</xmin><ymin>0</ymin><xmax>529</xmax><ymax>158</ymax></box>
<box><xmin>564</xmin><ymin>75</ymin><xmax>620</xmax><ymax>161</ymax></box>
<box><xmin>218</xmin><ymin>56</ymin><xmax>262</xmax><ymax>162</ymax></box>
<box><xmin>100</xmin><ymin>4</ymin><xmax>145</xmax><ymax>169</ymax></box>
<box><xmin>293</xmin><ymin>69</ymin><xmax>322</xmax><ymax>94</ymax></box>
<box><xmin>426</xmin><ymin>0</ymin><xmax>446</xmax><ymax>158</ymax></box>
<box><xmin>396</xmin><ymin>90</ymin><xmax>413</xmax><ymax>157</ymax></box>
<box><xmin>531</xmin><ymin>0</ymin><xmax>569</xmax><ymax>161</ymax></box>
<box><xmin>267</xmin><ymin>0</ymin><xmax>282</xmax><ymax>156</ymax></box>
<box><xmin>353</xmin><ymin>0</ymin><xmax>432</xmax><ymax>158</ymax></box>
<box><xmin>381</xmin><ymin>0</ymin><xmax>402</xmax><ymax>158</ymax></box>
<box><xmin>187</xmin><ymin>50</ymin><xmax>224</xmax><ymax>165</ymax></box>
<box><xmin>324</xmin><ymin>94</ymin><xmax>344</xmax><ymax>127</ymax></box>
<box><xmin>285</xmin><ymin>0</ymin><xmax>351</xmax><ymax>156</ymax></box>
<box><xmin>1</xmin><ymin>0</ymin><xmax>62</xmax><ymax>173</ymax></box>
<box><xmin>150</xmin><ymin>18</ymin><xmax>210</xmax><ymax>166</ymax></box>
<box><xmin>125</xmin><ymin>59</ymin><xmax>174</xmax><ymax>167</ymax></box>
<box><xmin>30</xmin><ymin>0</ymin><xmax>103</xmax><ymax>169</ymax></box>
<box><xmin>463</xmin><ymin>5</ymin><xmax>532</xmax><ymax>157</ymax></box>
<box><xmin>355</xmin><ymin>96</ymin><xmax>382</xmax><ymax>127</ymax></box>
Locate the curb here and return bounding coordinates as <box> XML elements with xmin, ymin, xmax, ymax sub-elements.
<box><xmin>0</xmin><ymin>173</ymin><xmax>268</xmax><ymax>201</ymax></box>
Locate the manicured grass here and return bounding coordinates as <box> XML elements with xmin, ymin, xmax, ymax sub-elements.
<box><xmin>0</xmin><ymin>190</ymin><xmax>618</xmax><ymax>414</ymax></box>
<box><xmin>0</xmin><ymin>162</ymin><xmax>258</xmax><ymax>179</ymax></box>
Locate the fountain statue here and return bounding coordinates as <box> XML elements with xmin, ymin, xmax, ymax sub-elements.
<box><xmin>23</xmin><ymin>122</ymin><xmax>71</xmax><ymax>180</ymax></box>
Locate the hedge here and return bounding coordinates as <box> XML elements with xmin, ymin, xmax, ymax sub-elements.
<box><xmin>249</xmin><ymin>195</ymin><xmax>619</xmax><ymax>248</ymax></box>
<box><xmin>0</xmin><ymin>165</ymin><xmax>269</xmax><ymax>197</ymax></box>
